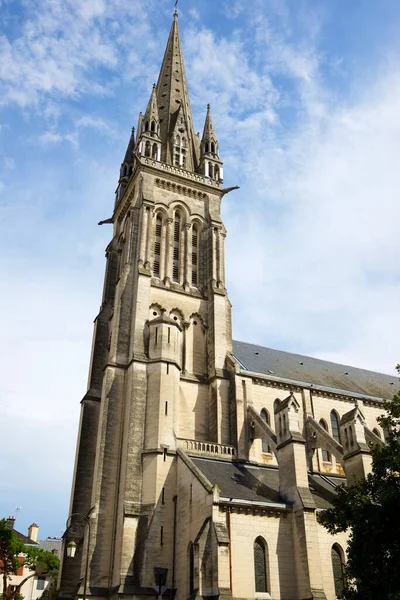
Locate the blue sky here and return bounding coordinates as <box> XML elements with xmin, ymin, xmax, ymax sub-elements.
<box><xmin>1</xmin><ymin>0</ymin><xmax>400</xmax><ymax>539</ymax></box>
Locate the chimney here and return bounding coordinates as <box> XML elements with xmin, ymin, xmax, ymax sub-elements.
<box><xmin>6</xmin><ymin>516</ymin><xmax>15</xmax><ymax>530</ymax></box>
<box><xmin>28</xmin><ymin>523</ymin><xmax>39</xmax><ymax>543</ymax></box>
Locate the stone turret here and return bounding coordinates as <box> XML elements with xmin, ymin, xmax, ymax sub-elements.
<box><xmin>199</xmin><ymin>104</ymin><xmax>223</xmax><ymax>182</ymax></box>
<box><xmin>340</xmin><ymin>403</ymin><xmax>372</xmax><ymax>484</ymax></box>
<box><xmin>136</xmin><ymin>85</ymin><xmax>162</xmax><ymax>161</ymax></box>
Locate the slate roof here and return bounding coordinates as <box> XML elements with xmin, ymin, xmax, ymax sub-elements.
<box><xmin>191</xmin><ymin>457</ymin><xmax>345</xmax><ymax>509</ymax></box>
<box><xmin>192</xmin><ymin>457</ymin><xmax>282</xmax><ymax>504</ymax></box>
<box><xmin>13</xmin><ymin>530</ymin><xmax>37</xmax><ymax>545</ymax></box>
<box><xmin>232</xmin><ymin>340</ymin><xmax>400</xmax><ymax>401</ymax></box>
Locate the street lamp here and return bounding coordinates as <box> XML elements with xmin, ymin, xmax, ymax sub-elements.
<box><xmin>65</xmin><ymin>513</ymin><xmax>91</xmax><ymax>600</ymax></box>
<box><xmin>66</xmin><ymin>541</ymin><xmax>77</xmax><ymax>558</ymax></box>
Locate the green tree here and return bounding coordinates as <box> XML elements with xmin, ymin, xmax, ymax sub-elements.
<box><xmin>319</xmin><ymin>370</ymin><xmax>400</xmax><ymax>600</ymax></box>
<box><xmin>0</xmin><ymin>520</ymin><xmax>59</xmax><ymax>600</ymax></box>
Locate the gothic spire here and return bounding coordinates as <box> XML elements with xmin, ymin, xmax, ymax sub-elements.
<box><xmin>123</xmin><ymin>126</ymin><xmax>135</xmax><ymax>167</ymax></box>
<box><xmin>155</xmin><ymin>12</ymin><xmax>198</xmax><ymax>170</ymax></box>
<box><xmin>199</xmin><ymin>104</ymin><xmax>223</xmax><ymax>182</ymax></box>
<box><xmin>144</xmin><ymin>84</ymin><xmax>160</xmax><ymax>128</ymax></box>
<box><xmin>201</xmin><ymin>104</ymin><xmax>219</xmax><ymax>157</ymax></box>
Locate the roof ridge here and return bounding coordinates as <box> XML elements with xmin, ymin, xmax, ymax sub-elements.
<box><xmin>232</xmin><ymin>339</ymin><xmax>398</xmax><ymax>379</ymax></box>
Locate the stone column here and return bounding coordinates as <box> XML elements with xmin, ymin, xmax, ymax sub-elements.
<box><xmin>138</xmin><ymin>205</ymin><xmax>148</xmax><ymax>266</ymax></box>
<box><xmin>218</xmin><ymin>230</ymin><xmax>226</xmax><ymax>288</ymax></box>
<box><xmin>212</xmin><ymin>227</ymin><xmax>218</xmax><ymax>286</ymax></box>
<box><xmin>145</xmin><ymin>206</ymin><xmax>153</xmax><ymax>270</ymax></box>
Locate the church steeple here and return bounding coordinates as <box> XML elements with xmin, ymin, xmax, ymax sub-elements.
<box><xmin>199</xmin><ymin>104</ymin><xmax>223</xmax><ymax>182</ymax></box>
<box><xmin>154</xmin><ymin>11</ymin><xmax>198</xmax><ymax>170</ymax></box>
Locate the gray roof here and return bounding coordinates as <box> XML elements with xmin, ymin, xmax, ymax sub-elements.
<box><xmin>192</xmin><ymin>457</ymin><xmax>282</xmax><ymax>504</ymax></box>
<box><xmin>38</xmin><ymin>537</ymin><xmax>62</xmax><ymax>557</ymax></box>
<box><xmin>191</xmin><ymin>457</ymin><xmax>344</xmax><ymax>509</ymax></box>
<box><xmin>232</xmin><ymin>340</ymin><xmax>400</xmax><ymax>401</ymax></box>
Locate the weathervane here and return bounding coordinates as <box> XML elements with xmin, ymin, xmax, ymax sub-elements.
<box><xmin>174</xmin><ymin>0</ymin><xmax>178</xmax><ymax>14</ymax></box>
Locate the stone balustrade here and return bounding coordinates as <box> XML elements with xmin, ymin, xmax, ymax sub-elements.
<box><xmin>177</xmin><ymin>438</ymin><xmax>236</xmax><ymax>458</ymax></box>
<box><xmin>142</xmin><ymin>158</ymin><xmax>221</xmax><ymax>188</ymax></box>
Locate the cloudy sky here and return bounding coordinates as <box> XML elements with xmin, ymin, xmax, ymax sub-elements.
<box><xmin>1</xmin><ymin>0</ymin><xmax>400</xmax><ymax>538</ymax></box>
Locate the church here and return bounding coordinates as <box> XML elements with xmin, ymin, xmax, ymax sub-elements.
<box><xmin>58</xmin><ymin>11</ymin><xmax>399</xmax><ymax>600</ymax></box>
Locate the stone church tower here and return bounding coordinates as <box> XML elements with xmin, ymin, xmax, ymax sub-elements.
<box><xmin>59</xmin><ymin>11</ymin><xmax>399</xmax><ymax>600</ymax></box>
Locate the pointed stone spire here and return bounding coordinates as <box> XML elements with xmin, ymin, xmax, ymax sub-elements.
<box><xmin>201</xmin><ymin>104</ymin><xmax>219</xmax><ymax>156</ymax></box>
<box><xmin>115</xmin><ymin>126</ymin><xmax>135</xmax><ymax>208</ymax></box>
<box><xmin>122</xmin><ymin>126</ymin><xmax>135</xmax><ymax>168</ymax></box>
<box><xmin>155</xmin><ymin>12</ymin><xmax>198</xmax><ymax>170</ymax></box>
<box><xmin>199</xmin><ymin>104</ymin><xmax>223</xmax><ymax>182</ymax></box>
<box><xmin>143</xmin><ymin>84</ymin><xmax>160</xmax><ymax>130</ymax></box>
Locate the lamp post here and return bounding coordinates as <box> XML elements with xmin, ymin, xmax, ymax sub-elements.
<box><xmin>65</xmin><ymin>513</ymin><xmax>91</xmax><ymax>600</ymax></box>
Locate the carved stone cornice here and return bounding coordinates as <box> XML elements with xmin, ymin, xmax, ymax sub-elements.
<box><xmin>155</xmin><ymin>177</ymin><xmax>208</xmax><ymax>200</ymax></box>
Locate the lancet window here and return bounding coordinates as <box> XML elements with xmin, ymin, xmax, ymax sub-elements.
<box><xmin>330</xmin><ymin>411</ymin><xmax>340</xmax><ymax>443</ymax></box>
<box><xmin>153</xmin><ymin>215</ymin><xmax>162</xmax><ymax>278</ymax></box>
<box><xmin>331</xmin><ymin>545</ymin><xmax>344</xmax><ymax>599</ymax></box>
<box><xmin>253</xmin><ymin>537</ymin><xmax>268</xmax><ymax>593</ymax></box>
<box><xmin>191</xmin><ymin>224</ymin><xmax>199</xmax><ymax>286</ymax></box>
<box><xmin>172</xmin><ymin>213</ymin><xmax>181</xmax><ymax>282</ymax></box>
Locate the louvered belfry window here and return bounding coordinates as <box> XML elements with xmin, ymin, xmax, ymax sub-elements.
<box><xmin>191</xmin><ymin>225</ymin><xmax>198</xmax><ymax>286</ymax></box>
<box><xmin>254</xmin><ymin>538</ymin><xmax>267</xmax><ymax>593</ymax></box>
<box><xmin>173</xmin><ymin>213</ymin><xmax>181</xmax><ymax>282</ymax></box>
<box><xmin>153</xmin><ymin>215</ymin><xmax>162</xmax><ymax>277</ymax></box>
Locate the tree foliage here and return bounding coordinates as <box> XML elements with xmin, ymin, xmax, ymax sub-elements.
<box><xmin>319</xmin><ymin>370</ymin><xmax>400</xmax><ymax>600</ymax></box>
<box><xmin>0</xmin><ymin>520</ymin><xmax>59</xmax><ymax>600</ymax></box>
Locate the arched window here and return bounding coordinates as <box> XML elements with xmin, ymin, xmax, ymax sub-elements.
<box><xmin>145</xmin><ymin>140</ymin><xmax>151</xmax><ymax>157</ymax></box>
<box><xmin>188</xmin><ymin>542</ymin><xmax>194</xmax><ymax>594</ymax></box>
<box><xmin>128</xmin><ymin>165</ymin><xmax>133</xmax><ymax>176</ymax></box>
<box><xmin>330</xmin><ymin>411</ymin><xmax>340</xmax><ymax>443</ymax></box>
<box><xmin>123</xmin><ymin>165</ymin><xmax>127</xmax><ymax>177</ymax></box>
<box><xmin>182</xmin><ymin>137</ymin><xmax>187</xmax><ymax>148</ymax></box>
<box><xmin>205</xmin><ymin>142</ymin><xmax>209</xmax><ymax>153</ymax></box>
<box><xmin>153</xmin><ymin>215</ymin><xmax>162</xmax><ymax>278</ymax></box>
<box><xmin>331</xmin><ymin>545</ymin><xmax>344</xmax><ymax>599</ymax></box>
<box><xmin>319</xmin><ymin>419</ymin><xmax>331</xmax><ymax>462</ymax></box>
<box><xmin>151</xmin><ymin>121</ymin><xmax>155</xmax><ymax>132</ymax></box>
<box><xmin>273</xmin><ymin>399</ymin><xmax>280</xmax><ymax>413</ymax></box>
<box><xmin>372</xmin><ymin>428</ymin><xmax>381</xmax><ymax>439</ymax></box>
<box><xmin>172</xmin><ymin>213</ymin><xmax>181</xmax><ymax>283</ymax></box>
<box><xmin>253</xmin><ymin>537</ymin><xmax>268</xmax><ymax>593</ymax></box>
<box><xmin>261</xmin><ymin>409</ymin><xmax>270</xmax><ymax>453</ymax></box>
<box><xmin>211</xmin><ymin>142</ymin><xmax>215</xmax><ymax>154</ymax></box>
<box><xmin>191</xmin><ymin>224</ymin><xmax>198</xmax><ymax>287</ymax></box>
<box><xmin>209</xmin><ymin>164</ymin><xmax>214</xmax><ymax>179</ymax></box>
<box><xmin>152</xmin><ymin>143</ymin><xmax>158</xmax><ymax>159</ymax></box>
<box><xmin>145</xmin><ymin>121</ymin><xmax>149</xmax><ymax>131</ymax></box>
<box><xmin>215</xmin><ymin>165</ymin><xmax>220</xmax><ymax>181</ymax></box>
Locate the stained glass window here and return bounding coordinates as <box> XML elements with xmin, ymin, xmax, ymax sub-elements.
<box><xmin>254</xmin><ymin>538</ymin><xmax>267</xmax><ymax>593</ymax></box>
<box><xmin>330</xmin><ymin>411</ymin><xmax>340</xmax><ymax>443</ymax></box>
<box><xmin>331</xmin><ymin>545</ymin><xmax>344</xmax><ymax>599</ymax></box>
